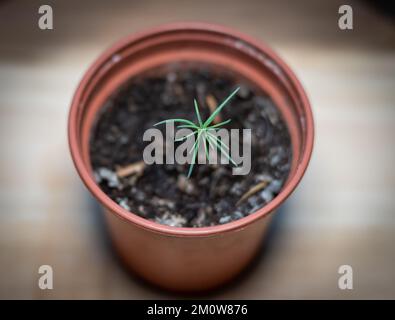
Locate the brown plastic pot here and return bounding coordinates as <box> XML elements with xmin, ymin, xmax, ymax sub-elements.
<box><xmin>68</xmin><ymin>22</ymin><xmax>314</xmax><ymax>292</ymax></box>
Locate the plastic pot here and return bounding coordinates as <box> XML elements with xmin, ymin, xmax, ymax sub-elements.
<box><xmin>68</xmin><ymin>22</ymin><xmax>314</xmax><ymax>292</ymax></box>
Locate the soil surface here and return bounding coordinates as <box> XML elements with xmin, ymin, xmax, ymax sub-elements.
<box><xmin>90</xmin><ymin>64</ymin><xmax>292</xmax><ymax>227</ymax></box>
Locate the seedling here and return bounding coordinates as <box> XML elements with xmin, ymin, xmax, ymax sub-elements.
<box><xmin>155</xmin><ymin>87</ymin><xmax>240</xmax><ymax>178</ymax></box>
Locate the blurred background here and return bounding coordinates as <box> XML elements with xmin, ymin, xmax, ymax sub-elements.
<box><xmin>0</xmin><ymin>0</ymin><xmax>394</xmax><ymax>299</ymax></box>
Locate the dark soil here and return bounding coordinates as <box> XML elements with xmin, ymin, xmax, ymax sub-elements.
<box><xmin>90</xmin><ymin>64</ymin><xmax>292</xmax><ymax>227</ymax></box>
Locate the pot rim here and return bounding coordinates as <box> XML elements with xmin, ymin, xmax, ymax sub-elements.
<box><xmin>68</xmin><ymin>21</ymin><xmax>314</xmax><ymax>237</ymax></box>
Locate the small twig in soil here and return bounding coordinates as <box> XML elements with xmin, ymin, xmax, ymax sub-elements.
<box><xmin>116</xmin><ymin>160</ymin><xmax>145</xmax><ymax>178</ymax></box>
<box><xmin>205</xmin><ymin>94</ymin><xmax>221</xmax><ymax>124</ymax></box>
<box><xmin>236</xmin><ymin>180</ymin><xmax>269</xmax><ymax>206</ymax></box>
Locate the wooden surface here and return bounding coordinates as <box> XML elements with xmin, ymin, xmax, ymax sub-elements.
<box><xmin>0</xmin><ymin>0</ymin><xmax>394</xmax><ymax>299</ymax></box>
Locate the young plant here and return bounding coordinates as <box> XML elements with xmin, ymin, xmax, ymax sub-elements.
<box><xmin>155</xmin><ymin>87</ymin><xmax>240</xmax><ymax>178</ymax></box>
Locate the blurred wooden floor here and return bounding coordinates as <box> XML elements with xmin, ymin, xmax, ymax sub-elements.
<box><xmin>0</xmin><ymin>0</ymin><xmax>395</xmax><ymax>299</ymax></box>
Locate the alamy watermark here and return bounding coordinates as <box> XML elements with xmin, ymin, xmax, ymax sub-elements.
<box><xmin>338</xmin><ymin>265</ymin><xmax>353</xmax><ymax>290</ymax></box>
<box><xmin>38</xmin><ymin>5</ymin><xmax>53</xmax><ymax>30</ymax></box>
<box><xmin>38</xmin><ymin>265</ymin><xmax>53</xmax><ymax>290</ymax></box>
<box><xmin>143</xmin><ymin>122</ymin><xmax>252</xmax><ymax>175</ymax></box>
<box><xmin>338</xmin><ymin>5</ymin><xmax>353</xmax><ymax>30</ymax></box>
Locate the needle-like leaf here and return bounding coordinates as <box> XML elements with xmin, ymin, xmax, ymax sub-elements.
<box><xmin>187</xmin><ymin>136</ymin><xmax>200</xmax><ymax>178</ymax></box>
<box><xmin>189</xmin><ymin>130</ymin><xmax>202</xmax><ymax>154</ymax></box>
<box><xmin>154</xmin><ymin>118</ymin><xmax>197</xmax><ymax>127</ymax></box>
<box><xmin>174</xmin><ymin>130</ymin><xmax>197</xmax><ymax>142</ymax></box>
<box><xmin>177</xmin><ymin>124</ymin><xmax>199</xmax><ymax>129</ymax></box>
<box><xmin>210</xmin><ymin>119</ymin><xmax>232</xmax><ymax>128</ymax></box>
<box><xmin>194</xmin><ymin>99</ymin><xmax>203</xmax><ymax>126</ymax></box>
<box><xmin>203</xmin><ymin>87</ymin><xmax>239</xmax><ymax>127</ymax></box>
<box><xmin>206</xmin><ymin>133</ymin><xmax>216</xmax><ymax>149</ymax></box>
<box><xmin>206</xmin><ymin>132</ymin><xmax>230</xmax><ymax>151</ymax></box>
<box><xmin>201</xmin><ymin>131</ymin><xmax>210</xmax><ymax>162</ymax></box>
<box><xmin>206</xmin><ymin>134</ymin><xmax>237</xmax><ymax>166</ymax></box>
